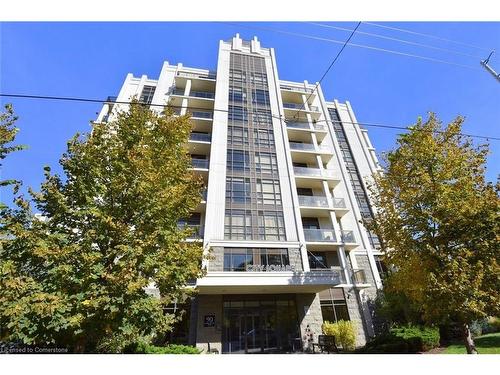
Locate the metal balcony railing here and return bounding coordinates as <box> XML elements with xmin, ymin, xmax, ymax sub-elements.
<box><xmin>189</xmin><ymin>133</ymin><xmax>212</xmax><ymax>142</ymax></box>
<box><xmin>289</xmin><ymin>142</ymin><xmax>316</xmax><ymax>151</ymax></box>
<box><xmin>298</xmin><ymin>195</ymin><xmax>329</xmax><ymax>207</ymax></box>
<box><xmin>303</xmin><ymin>229</ymin><xmax>337</xmax><ymax>242</ymax></box>
<box><xmin>332</xmin><ymin>198</ymin><xmax>346</xmax><ymax>209</ymax></box>
<box><xmin>341</xmin><ymin>230</ymin><xmax>356</xmax><ymax>243</ymax></box>
<box><xmin>191</xmin><ymin>159</ymin><xmax>209</xmax><ymax>169</ymax></box>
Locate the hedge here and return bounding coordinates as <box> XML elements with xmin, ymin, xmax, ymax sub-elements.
<box><xmin>125</xmin><ymin>343</ymin><xmax>201</xmax><ymax>354</ymax></box>
<box><xmin>357</xmin><ymin>325</ymin><xmax>440</xmax><ymax>353</ymax></box>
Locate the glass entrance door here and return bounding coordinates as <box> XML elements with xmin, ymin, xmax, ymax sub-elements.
<box><xmin>222</xmin><ymin>296</ymin><xmax>299</xmax><ymax>354</ymax></box>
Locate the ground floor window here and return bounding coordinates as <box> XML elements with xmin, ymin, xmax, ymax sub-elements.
<box><xmin>319</xmin><ymin>288</ymin><xmax>350</xmax><ymax>323</ymax></box>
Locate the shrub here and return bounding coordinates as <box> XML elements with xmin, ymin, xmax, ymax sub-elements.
<box><xmin>322</xmin><ymin>320</ymin><xmax>356</xmax><ymax>351</ymax></box>
<box><xmin>483</xmin><ymin>317</ymin><xmax>500</xmax><ymax>334</ymax></box>
<box><xmin>126</xmin><ymin>342</ymin><xmax>201</xmax><ymax>354</ymax></box>
<box><xmin>356</xmin><ymin>325</ymin><xmax>440</xmax><ymax>353</ymax></box>
<box><xmin>391</xmin><ymin>325</ymin><xmax>440</xmax><ymax>352</ymax></box>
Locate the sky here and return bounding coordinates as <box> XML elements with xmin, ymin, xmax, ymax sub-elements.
<box><xmin>0</xmin><ymin>22</ymin><xmax>499</xmax><ymax>208</ymax></box>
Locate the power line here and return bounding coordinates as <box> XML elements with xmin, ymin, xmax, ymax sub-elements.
<box><xmin>222</xmin><ymin>22</ymin><xmax>481</xmax><ymax>71</ymax></box>
<box><xmin>291</xmin><ymin>21</ymin><xmax>362</xmax><ymax>121</ymax></box>
<box><xmin>363</xmin><ymin>22</ymin><xmax>491</xmax><ymax>52</ymax></box>
<box><xmin>308</xmin><ymin>22</ymin><xmax>482</xmax><ymax>59</ymax></box>
<box><xmin>1</xmin><ymin>93</ymin><xmax>499</xmax><ymax>141</ymax></box>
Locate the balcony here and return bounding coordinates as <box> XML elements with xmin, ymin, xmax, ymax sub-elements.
<box><xmin>283</xmin><ymin>102</ymin><xmax>306</xmax><ymax>110</ymax></box>
<box><xmin>303</xmin><ymin>229</ymin><xmax>337</xmax><ymax>242</ymax></box>
<box><xmin>189</xmin><ymin>133</ymin><xmax>212</xmax><ymax>142</ymax></box>
<box><xmin>298</xmin><ymin>195</ymin><xmax>329</xmax><ymax>208</ymax></box>
<box><xmin>173</xmin><ymin>88</ymin><xmax>215</xmax><ymax>99</ymax></box>
<box><xmin>281</xmin><ymin>85</ymin><xmax>314</xmax><ymax>94</ymax></box>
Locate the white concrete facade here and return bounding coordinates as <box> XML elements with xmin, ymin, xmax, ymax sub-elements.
<box><xmin>97</xmin><ymin>34</ymin><xmax>384</xmax><ymax>353</ymax></box>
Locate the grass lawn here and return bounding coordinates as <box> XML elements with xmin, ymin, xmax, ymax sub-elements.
<box><xmin>444</xmin><ymin>332</ymin><xmax>500</xmax><ymax>354</ymax></box>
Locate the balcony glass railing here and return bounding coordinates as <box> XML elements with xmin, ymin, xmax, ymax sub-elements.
<box><xmin>286</xmin><ymin>121</ymin><xmax>310</xmax><ymax>130</ymax></box>
<box><xmin>189</xmin><ymin>133</ymin><xmax>212</xmax><ymax>142</ymax></box>
<box><xmin>317</xmin><ymin>144</ymin><xmax>332</xmax><ymax>153</ymax></box>
<box><xmin>191</xmin><ymin>159</ymin><xmax>209</xmax><ymax>169</ymax></box>
<box><xmin>313</xmin><ymin>123</ymin><xmax>327</xmax><ymax>131</ymax></box>
<box><xmin>283</xmin><ymin>102</ymin><xmax>304</xmax><ymax>109</ymax></box>
<box><xmin>293</xmin><ymin>167</ymin><xmax>337</xmax><ymax>179</ymax></box>
<box><xmin>341</xmin><ymin>230</ymin><xmax>356</xmax><ymax>243</ymax></box>
<box><xmin>177</xmin><ymin>71</ymin><xmax>216</xmax><ymax>80</ymax></box>
<box><xmin>289</xmin><ymin>142</ymin><xmax>316</xmax><ymax>151</ymax></box>
<box><xmin>303</xmin><ymin>229</ymin><xmax>337</xmax><ymax>242</ymax></box>
<box><xmin>190</xmin><ymin>111</ymin><xmax>213</xmax><ymax>119</ymax></box>
<box><xmin>309</xmin><ymin>105</ymin><xmax>320</xmax><ymax>112</ymax></box>
<box><xmin>173</xmin><ymin>89</ymin><xmax>214</xmax><ymax>99</ymax></box>
<box><xmin>280</xmin><ymin>85</ymin><xmax>314</xmax><ymax>93</ymax></box>
<box><xmin>332</xmin><ymin>198</ymin><xmax>346</xmax><ymax>209</ymax></box>
<box><xmin>352</xmin><ymin>269</ymin><xmax>367</xmax><ymax>284</ymax></box>
<box><xmin>298</xmin><ymin>195</ymin><xmax>329</xmax><ymax>207</ymax></box>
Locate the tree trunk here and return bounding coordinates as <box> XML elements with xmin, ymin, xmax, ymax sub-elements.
<box><xmin>462</xmin><ymin>323</ymin><xmax>478</xmax><ymax>354</ymax></box>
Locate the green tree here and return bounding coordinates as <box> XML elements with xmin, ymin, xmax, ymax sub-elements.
<box><xmin>0</xmin><ymin>102</ymin><xmax>205</xmax><ymax>352</ymax></box>
<box><xmin>0</xmin><ymin>104</ymin><xmax>25</xmax><ymax>201</ymax></box>
<box><xmin>368</xmin><ymin>113</ymin><xmax>500</xmax><ymax>354</ymax></box>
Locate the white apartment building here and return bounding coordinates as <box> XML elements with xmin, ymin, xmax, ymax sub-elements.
<box><xmin>97</xmin><ymin>34</ymin><xmax>385</xmax><ymax>354</ymax></box>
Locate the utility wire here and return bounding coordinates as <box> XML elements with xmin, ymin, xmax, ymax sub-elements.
<box><xmin>308</xmin><ymin>22</ymin><xmax>482</xmax><ymax>59</ymax></box>
<box><xmin>291</xmin><ymin>21</ymin><xmax>362</xmax><ymax>121</ymax></box>
<box><xmin>222</xmin><ymin>22</ymin><xmax>481</xmax><ymax>71</ymax></box>
<box><xmin>1</xmin><ymin>93</ymin><xmax>499</xmax><ymax>141</ymax></box>
<box><xmin>363</xmin><ymin>22</ymin><xmax>491</xmax><ymax>52</ymax></box>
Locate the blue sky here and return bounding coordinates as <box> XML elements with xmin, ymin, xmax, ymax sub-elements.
<box><xmin>1</xmin><ymin>22</ymin><xmax>499</xmax><ymax>207</ymax></box>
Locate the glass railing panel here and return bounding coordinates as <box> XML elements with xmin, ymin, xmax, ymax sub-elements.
<box><xmin>191</xmin><ymin>159</ymin><xmax>209</xmax><ymax>169</ymax></box>
<box><xmin>352</xmin><ymin>269</ymin><xmax>367</xmax><ymax>284</ymax></box>
<box><xmin>341</xmin><ymin>230</ymin><xmax>356</xmax><ymax>243</ymax></box>
<box><xmin>303</xmin><ymin>229</ymin><xmax>337</xmax><ymax>242</ymax></box>
<box><xmin>298</xmin><ymin>196</ymin><xmax>329</xmax><ymax>207</ymax></box>
<box><xmin>190</xmin><ymin>111</ymin><xmax>213</xmax><ymax>119</ymax></box>
<box><xmin>189</xmin><ymin>133</ymin><xmax>212</xmax><ymax>142</ymax></box>
<box><xmin>286</xmin><ymin>122</ymin><xmax>310</xmax><ymax>130</ymax></box>
<box><xmin>332</xmin><ymin>198</ymin><xmax>346</xmax><ymax>208</ymax></box>
<box><xmin>289</xmin><ymin>142</ymin><xmax>316</xmax><ymax>151</ymax></box>
<box><xmin>293</xmin><ymin>167</ymin><xmax>322</xmax><ymax>176</ymax></box>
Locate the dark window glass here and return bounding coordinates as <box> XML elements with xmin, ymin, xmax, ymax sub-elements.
<box><xmin>140</xmin><ymin>85</ymin><xmax>156</xmax><ymax>104</ymax></box>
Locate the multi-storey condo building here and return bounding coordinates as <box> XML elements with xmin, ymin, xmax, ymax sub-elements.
<box><xmin>97</xmin><ymin>34</ymin><xmax>385</xmax><ymax>354</ymax></box>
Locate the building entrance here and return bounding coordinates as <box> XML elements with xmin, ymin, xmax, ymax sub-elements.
<box><xmin>222</xmin><ymin>296</ymin><xmax>299</xmax><ymax>353</ymax></box>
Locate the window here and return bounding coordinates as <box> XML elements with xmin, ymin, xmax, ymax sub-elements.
<box><xmin>258</xmin><ymin>211</ymin><xmax>285</xmax><ymax>241</ymax></box>
<box><xmin>253</xmin><ymin>129</ymin><xmax>275</xmax><ymax>147</ymax></box>
<box><xmin>308</xmin><ymin>252</ymin><xmax>328</xmax><ymax>269</ymax></box>
<box><xmin>226</xmin><ymin>177</ymin><xmax>251</xmax><ymax>204</ymax></box>
<box><xmin>297</xmin><ymin>188</ymin><xmax>313</xmax><ymax>196</ymax></box>
<box><xmin>229</xmin><ymin>87</ymin><xmax>247</xmax><ymax>103</ymax></box>
<box><xmin>227</xmin><ymin>149</ymin><xmax>250</xmax><ymax>172</ymax></box>
<box><xmin>302</xmin><ymin>217</ymin><xmax>320</xmax><ymax>229</ymax></box>
<box><xmin>140</xmin><ymin>85</ymin><xmax>156</xmax><ymax>104</ymax></box>
<box><xmin>228</xmin><ymin>105</ymin><xmax>248</xmax><ymax>122</ymax></box>
<box><xmin>228</xmin><ymin>126</ymin><xmax>249</xmax><ymax>145</ymax></box>
<box><xmin>256</xmin><ymin>179</ymin><xmax>281</xmax><ymax>205</ymax></box>
<box><xmin>252</xmin><ymin>89</ymin><xmax>270</xmax><ymax>106</ymax></box>
<box><xmin>223</xmin><ymin>248</ymin><xmax>289</xmax><ymax>271</ymax></box>
<box><xmin>254</xmin><ymin>152</ymin><xmax>278</xmax><ymax>174</ymax></box>
<box><xmin>224</xmin><ymin>210</ymin><xmax>252</xmax><ymax>240</ymax></box>
<box><xmin>319</xmin><ymin>288</ymin><xmax>350</xmax><ymax>323</ymax></box>
<box><xmin>252</xmin><ymin>109</ymin><xmax>273</xmax><ymax>124</ymax></box>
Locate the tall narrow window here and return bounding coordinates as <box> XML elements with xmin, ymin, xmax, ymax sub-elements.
<box><xmin>140</xmin><ymin>85</ymin><xmax>156</xmax><ymax>104</ymax></box>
